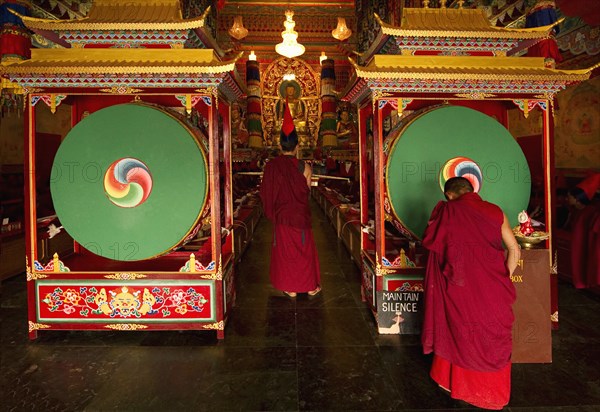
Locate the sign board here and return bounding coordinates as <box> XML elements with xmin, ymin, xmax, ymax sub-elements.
<box><xmin>376</xmin><ymin>290</ymin><xmax>423</xmax><ymax>334</ymax></box>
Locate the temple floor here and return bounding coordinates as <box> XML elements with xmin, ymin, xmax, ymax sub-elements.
<box><xmin>1</xmin><ymin>200</ymin><xmax>600</xmax><ymax>411</ymax></box>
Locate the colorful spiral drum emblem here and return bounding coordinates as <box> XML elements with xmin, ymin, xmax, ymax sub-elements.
<box><xmin>439</xmin><ymin>156</ymin><xmax>483</xmax><ymax>193</ymax></box>
<box><xmin>104</xmin><ymin>158</ymin><xmax>153</xmax><ymax>208</ymax></box>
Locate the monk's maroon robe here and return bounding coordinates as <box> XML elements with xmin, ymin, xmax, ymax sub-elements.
<box><xmin>259</xmin><ymin>155</ymin><xmax>320</xmax><ymax>293</ymax></box>
<box><xmin>422</xmin><ymin>192</ymin><xmax>516</xmax><ymax>409</ymax></box>
<box><xmin>571</xmin><ymin>202</ymin><xmax>600</xmax><ymax>289</ymax></box>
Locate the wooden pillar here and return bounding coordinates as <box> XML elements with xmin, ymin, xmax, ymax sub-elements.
<box><xmin>543</xmin><ymin>99</ymin><xmax>558</xmax><ymax>329</ymax></box>
<box><xmin>25</xmin><ymin>95</ymin><xmax>38</xmax><ymax>340</ymax></box>
<box><xmin>373</xmin><ymin>98</ymin><xmax>384</xmax><ymax>266</ymax></box>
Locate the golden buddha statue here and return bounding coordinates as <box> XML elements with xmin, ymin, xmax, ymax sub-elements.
<box><xmin>275</xmin><ymin>80</ymin><xmax>307</xmax><ymax>135</ymax></box>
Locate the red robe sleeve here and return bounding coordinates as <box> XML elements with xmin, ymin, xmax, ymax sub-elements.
<box><xmin>422</xmin><ymin>201</ymin><xmax>447</xmax><ymax>254</ymax></box>
<box><xmin>259</xmin><ymin>161</ymin><xmax>278</xmax><ymax>221</ymax></box>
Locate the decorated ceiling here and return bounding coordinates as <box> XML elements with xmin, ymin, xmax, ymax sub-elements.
<box><xmin>12</xmin><ymin>0</ymin><xmax>600</xmax><ymax>88</ymax></box>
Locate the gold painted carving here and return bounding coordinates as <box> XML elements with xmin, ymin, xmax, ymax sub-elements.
<box><xmin>17</xmin><ymin>7</ymin><xmax>208</xmax><ymax>31</ymax></box>
<box><xmin>372</xmin><ymin>90</ymin><xmax>393</xmax><ymax>114</ymax></box>
<box><xmin>99</xmin><ymin>86</ymin><xmax>143</xmax><ymax>94</ymax></box>
<box><xmin>26</xmin><ymin>256</ymin><xmax>48</xmax><ymax>281</ymax></box>
<box><xmin>454</xmin><ymin>92</ymin><xmax>496</xmax><ymax>100</ymax></box>
<box><xmin>202</xmin><ymin>320</ymin><xmax>224</xmax><ymax>330</ymax></box>
<box><xmin>2</xmin><ymin>60</ymin><xmax>238</xmax><ymax>76</ymax></box>
<box><xmin>354</xmin><ymin>68</ymin><xmax>589</xmax><ymax>82</ymax></box>
<box><xmin>22</xmin><ymin>87</ymin><xmax>43</xmax><ymax>94</ymax></box>
<box><xmin>104</xmin><ymin>324</ymin><xmax>149</xmax><ymax>331</ymax></box>
<box><xmin>27</xmin><ymin>271</ymin><xmax>49</xmax><ymax>281</ymax></box>
<box><xmin>200</xmin><ymin>273</ymin><xmax>221</xmax><ymax>280</ymax></box>
<box><xmin>28</xmin><ymin>321</ymin><xmax>51</xmax><ymax>332</ymax></box>
<box><xmin>194</xmin><ymin>87</ymin><xmax>218</xmax><ymax>108</ymax></box>
<box><xmin>200</xmin><ymin>255</ymin><xmax>222</xmax><ymax>280</ymax></box>
<box><xmin>215</xmin><ymin>255</ymin><xmax>223</xmax><ymax>281</ymax></box>
<box><xmin>378</xmin><ymin>16</ymin><xmax>553</xmax><ymax>39</ymax></box>
<box><xmin>195</xmin><ymin>87</ymin><xmax>217</xmax><ymax>96</ymax></box>
<box><xmin>104</xmin><ymin>273</ymin><xmax>148</xmax><ymax>280</ymax></box>
<box><xmin>375</xmin><ymin>262</ymin><xmax>395</xmax><ymax>276</ymax></box>
<box><xmin>25</xmin><ymin>256</ymin><xmax>40</xmax><ymax>281</ymax></box>
<box><xmin>375</xmin><ymin>253</ymin><xmax>394</xmax><ymax>276</ymax></box>
<box><xmin>535</xmin><ymin>93</ymin><xmax>556</xmax><ymax>117</ymax></box>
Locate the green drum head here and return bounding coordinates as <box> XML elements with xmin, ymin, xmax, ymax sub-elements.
<box><xmin>51</xmin><ymin>103</ymin><xmax>208</xmax><ymax>261</ymax></box>
<box><xmin>385</xmin><ymin>105</ymin><xmax>530</xmax><ymax>239</ymax></box>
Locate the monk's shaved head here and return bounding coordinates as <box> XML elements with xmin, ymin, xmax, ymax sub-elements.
<box><xmin>444</xmin><ymin>177</ymin><xmax>474</xmax><ymax>200</ymax></box>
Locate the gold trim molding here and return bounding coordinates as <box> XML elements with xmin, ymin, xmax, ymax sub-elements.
<box><xmin>200</xmin><ymin>255</ymin><xmax>223</xmax><ymax>280</ymax></box>
<box><xmin>104</xmin><ymin>273</ymin><xmax>148</xmax><ymax>280</ymax></box>
<box><xmin>375</xmin><ymin>262</ymin><xmax>395</xmax><ymax>276</ymax></box>
<box><xmin>26</xmin><ymin>256</ymin><xmax>48</xmax><ymax>281</ymax></box>
<box><xmin>375</xmin><ymin>253</ymin><xmax>395</xmax><ymax>276</ymax></box>
<box><xmin>202</xmin><ymin>320</ymin><xmax>224</xmax><ymax>330</ymax></box>
<box><xmin>27</xmin><ymin>272</ymin><xmax>49</xmax><ymax>281</ymax></box>
<box><xmin>454</xmin><ymin>92</ymin><xmax>496</xmax><ymax>99</ymax></box>
<box><xmin>29</xmin><ymin>321</ymin><xmax>51</xmax><ymax>332</ymax></box>
<box><xmin>3</xmin><ymin>63</ymin><xmax>238</xmax><ymax>76</ymax></box>
<box><xmin>104</xmin><ymin>324</ymin><xmax>149</xmax><ymax>331</ymax></box>
<box><xmin>99</xmin><ymin>86</ymin><xmax>144</xmax><ymax>94</ymax></box>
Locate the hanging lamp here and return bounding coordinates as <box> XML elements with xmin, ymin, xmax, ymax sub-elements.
<box><xmin>275</xmin><ymin>10</ymin><xmax>305</xmax><ymax>58</ymax></box>
<box><xmin>228</xmin><ymin>15</ymin><xmax>248</xmax><ymax>40</ymax></box>
<box><xmin>332</xmin><ymin>17</ymin><xmax>352</xmax><ymax>41</ymax></box>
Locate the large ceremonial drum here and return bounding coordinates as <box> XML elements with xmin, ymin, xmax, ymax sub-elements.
<box><xmin>385</xmin><ymin>105</ymin><xmax>530</xmax><ymax>239</ymax></box>
<box><xmin>50</xmin><ymin>103</ymin><xmax>208</xmax><ymax>261</ymax></box>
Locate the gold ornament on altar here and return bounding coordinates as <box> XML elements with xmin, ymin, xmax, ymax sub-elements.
<box><xmin>332</xmin><ymin>17</ymin><xmax>352</xmax><ymax>41</ymax></box>
<box><xmin>513</xmin><ymin>211</ymin><xmax>549</xmax><ymax>248</ymax></box>
<box><xmin>513</xmin><ymin>228</ymin><xmax>549</xmax><ymax>248</ymax></box>
<box><xmin>275</xmin><ymin>10</ymin><xmax>305</xmax><ymax>58</ymax></box>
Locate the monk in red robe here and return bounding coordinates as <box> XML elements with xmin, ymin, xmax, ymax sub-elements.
<box><xmin>422</xmin><ymin>177</ymin><xmax>520</xmax><ymax>410</ymax></box>
<box><xmin>259</xmin><ymin>103</ymin><xmax>321</xmax><ymax>298</ymax></box>
<box><xmin>568</xmin><ymin>173</ymin><xmax>600</xmax><ymax>289</ymax></box>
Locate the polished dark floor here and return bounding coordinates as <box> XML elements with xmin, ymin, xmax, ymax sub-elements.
<box><xmin>2</xmin><ymin>201</ymin><xmax>600</xmax><ymax>411</ymax></box>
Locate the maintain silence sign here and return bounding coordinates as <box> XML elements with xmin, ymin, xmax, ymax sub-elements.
<box><xmin>377</xmin><ymin>290</ymin><xmax>423</xmax><ymax>335</ymax></box>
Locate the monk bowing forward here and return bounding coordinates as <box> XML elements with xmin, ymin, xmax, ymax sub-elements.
<box><xmin>422</xmin><ymin>177</ymin><xmax>520</xmax><ymax>410</ymax></box>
